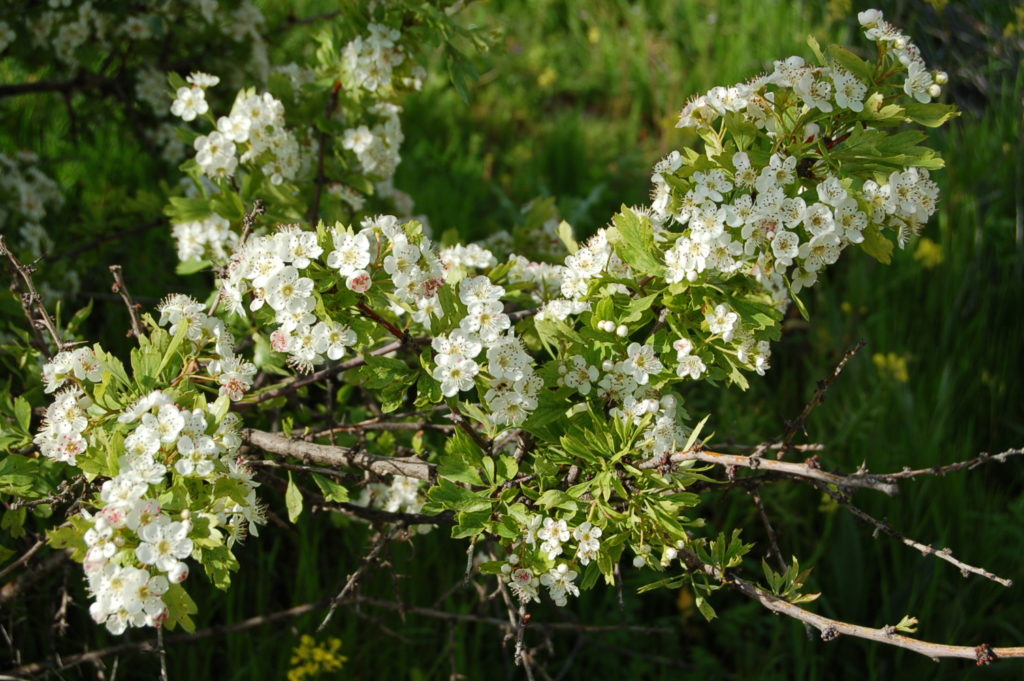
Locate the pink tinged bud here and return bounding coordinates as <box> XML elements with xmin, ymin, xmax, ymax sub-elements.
<box><xmin>346</xmin><ymin>270</ymin><xmax>372</xmax><ymax>293</ymax></box>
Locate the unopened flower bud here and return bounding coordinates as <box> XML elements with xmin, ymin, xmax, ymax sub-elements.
<box><xmin>616</xmin><ymin>324</ymin><xmax>628</xmax><ymax>337</ymax></box>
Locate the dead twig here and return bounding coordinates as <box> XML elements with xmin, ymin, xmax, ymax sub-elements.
<box><xmin>816</xmin><ymin>482</ymin><xmax>1013</xmax><ymax>587</ymax></box>
<box><xmin>108</xmin><ymin>265</ymin><xmax>144</xmax><ymax>338</ymax></box>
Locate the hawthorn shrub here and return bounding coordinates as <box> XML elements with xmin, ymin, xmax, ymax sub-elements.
<box><xmin>0</xmin><ymin>3</ymin><xmax>1021</xmax><ymax>678</ymax></box>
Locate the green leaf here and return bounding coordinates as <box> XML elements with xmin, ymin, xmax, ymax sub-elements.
<box><xmin>285</xmin><ymin>472</ymin><xmax>303</xmax><ymax>523</ymax></box>
<box><xmin>163</xmin><ymin>583</ymin><xmax>198</xmax><ymax>633</ymax></box>
<box><xmin>557</xmin><ymin>220</ymin><xmax>578</xmax><ymax>254</ymax></box>
<box><xmin>608</xmin><ymin>207</ymin><xmax>665</xmax><ymax>276</ymax></box>
<box><xmin>157</xmin><ymin>321</ymin><xmax>189</xmax><ymax>376</ymax></box>
<box><xmin>860</xmin><ymin>225</ymin><xmax>893</xmax><ymax>264</ymax></box>
<box><xmin>176</xmin><ymin>259</ymin><xmax>212</xmax><ymax>276</ymax></box>
<box><xmin>0</xmin><ymin>455</ymin><xmax>42</xmax><ymax>495</ymax></box>
<box><xmin>13</xmin><ymin>396</ymin><xmax>31</xmax><ymax>432</ymax></box>
<box><xmin>901</xmin><ymin>101</ymin><xmax>959</xmax><ymax>128</ymax></box>
<box><xmin>425</xmin><ymin>478</ymin><xmax>492</xmax><ymax>513</ymax></box>
<box><xmin>312</xmin><ymin>473</ymin><xmax>350</xmax><ymax>503</ymax></box>
<box><xmin>827</xmin><ymin>44</ymin><xmax>875</xmax><ymax>83</ymax></box>
<box><xmin>535</xmin><ymin>489</ymin><xmax>578</xmax><ymax>512</ymax></box>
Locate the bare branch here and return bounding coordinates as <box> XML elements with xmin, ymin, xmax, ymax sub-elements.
<box><xmin>678</xmin><ymin>547</ymin><xmax>1023</xmax><ymax>663</ymax></box>
<box><xmin>815</xmin><ymin>482</ymin><xmax>1013</xmax><ymax>587</ymax></box>
<box><xmin>859</xmin><ymin>447</ymin><xmax>1024</xmax><ymax>483</ymax></box>
<box><xmin>238</xmin><ymin>339</ymin><xmax>416</xmax><ymax>406</ymax></box>
<box><xmin>318</xmin><ymin>524</ymin><xmax>404</xmax><ymax>631</ymax></box>
<box><xmin>639</xmin><ymin>449</ymin><xmax>899</xmax><ymax>495</ymax></box>
<box><xmin>44</xmin><ymin>219</ymin><xmax>164</xmax><ymax>263</ymax></box>
<box><xmin>109</xmin><ymin>265</ymin><xmax>144</xmax><ymax>338</ymax></box>
<box><xmin>1</xmin><ymin>236</ymin><xmax>64</xmax><ymax>355</ymax></box>
<box><xmin>243</xmin><ymin>428</ymin><xmax>435</xmax><ymax>482</ymax></box>
<box><xmin>775</xmin><ymin>339</ymin><xmax>866</xmax><ymax>455</ymax></box>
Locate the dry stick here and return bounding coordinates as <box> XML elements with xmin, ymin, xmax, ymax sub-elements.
<box><xmin>0</xmin><ymin>550</ymin><xmax>69</xmax><ymax>610</ymax></box>
<box><xmin>318</xmin><ymin>524</ymin><xmax>403</xmax><ymax>632</ymax></box>
<box><xmin>108</xmin><ymin>265</ymin><xmax>144</xmax><ymax>338</ymax></box>
<box><xmin>0</xmin><ymin>236</ymin><xmax>64</xmax><ymax>355</ymax></box>
<box><xmin>858</xmin><ymin>447</ymin><xmax>1024</xmax><ymax>482</ymax></box>
<box><xmin>314</xmin><ymin>502</ymin><xmax>450</xmax><ymax>527</ymax></box>
<box><xmin>351</xmin><ymin>596</ymin><xmax>674</xmax><ymax>635</ymax></box>
<box><xmin>815</xmin><ymin>481</ymin><xmax>1013</xmax><ymax>587</ymax></box>
<box><xmin>748</xmin><ymin>489</ymin><xmax>788</xmax><ymax>574</ymax></box>
<box><xmin>7</xmin><ymin>593</ymin><xmax>674</xmax><ymax>677</ymax></box>
<box><xmin>240</xmin><ymin>339</ymin><xmax>407</xmax><ymax>406</ymax></box>
<box><xmin>772</xmin><ymin>339</ymin><xmax>866</xmax><ymax>457</ymax></box>
<box><xmin>6</xmin><ymin>600</ymin><xmax>329</xmax><ymax>677</ymax></box>
<box><xmin>308</xmin><ymin>85</ymin><xmax>341</xmax><ymax>226</ymax></box>
<box><xmin>0</xmin><ymin>540</ymin><xmax>44</xmax><ymax>582</ymax></box>
<box><xmin>44</xmin><ymin>220</ymin><xmax>164</xmax><ymax>263</ymax></box>
<box><xmin>676</xmin><ymin>548</ymin><xmax>1023</xmax><ymax>664</ymax></box>
<box><xmin>244</xmin><ymin>428</ymin><xmax>435</xmax><ymax>482</ymax></box>
<box><xmin>639</xmin><ymin>449</ymin><xmax>899</xmax><ymax>495</ymax></box>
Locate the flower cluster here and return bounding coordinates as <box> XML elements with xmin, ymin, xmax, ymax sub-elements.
<box><xmin>157</xmin><ymin>294</ymin><xmax>256</xmax><ymax>401</ymax></box>
<box><xmin>500</xmin><ymin>515</ymin><xmax>603</xmax><ymax>606</ymax></box>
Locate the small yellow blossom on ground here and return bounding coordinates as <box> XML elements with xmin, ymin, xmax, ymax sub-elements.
<box><xmin>873</xmin><ymin>352</ymin><xmax>909</xmax><ymax>383</ymax></box>
<box><xmin>288</xmin><ymin>635</ymin><xmax>347</xmax><ymax>681</ymax></box>
<box><xmin>913</xmin><ymin>237</ymin><xmax>944</xmax><ymax>269</ymax></box>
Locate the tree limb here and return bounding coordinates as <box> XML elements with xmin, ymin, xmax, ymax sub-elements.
<box><xmin>243</xmin><ymin>428</ymin><xmax>435</xmax><ymax>482</ymax></box>
<box><xmin>678</xmin><ymin>547</ymin><xmax>1023</xmax><ymax>664</ymax></box>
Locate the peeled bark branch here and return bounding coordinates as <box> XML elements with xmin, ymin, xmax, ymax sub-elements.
<box><xmin>243</xmin><ymin>428</ymin><xmax>435</xmax><ymax>482</ymax></box>
<box><xmin>640</xmin><ymin>449</ymin><xmax>900</xmax><ymax>495</ymax></box>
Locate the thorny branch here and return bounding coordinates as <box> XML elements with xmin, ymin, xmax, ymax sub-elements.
<box><xmin>815</xmin><ymin>481</ymin><xmax>1013</xmax><ymax>587</ymax></box>
<box><xmin>318</xmin><ymin>524</ymin><xmax>404</xmax><ymax>632</ymax></box>
<box><xmin>1</xmin><ymin>236</ymin><xmax>65</xmax><ymax>355</ymax></box>
<box><xmin>778</xmin><ymin>340</ymin><xmax>867</xmax><ymax>451</ymax></box>
<box><xmin>677</xmin><ymin>547</ymin><xmax>1024</xmax><ymax>664</ymax></box>
<box><xmin>109</xmin><ymin>265</ymin><xmax>144</xmax><ymax>338</ymax></box>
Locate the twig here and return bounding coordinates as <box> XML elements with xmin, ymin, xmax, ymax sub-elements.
<box><xmin>449</xmin><ymin>405</ymin><xmax>492</xmax><ymax>455</ymax></box>
<box><xmin>639</xmin><ymin>449</ymin><xmax>899</xmax><ymax>495</ymax></box>
<box><xmin>243</xmin><ymin>428</ymin><xmax>435</xmax><ymax>482</ymax></box>
<box><xmin>5</xmin><ymin>600</ymin><xmax>329</xmax><ymax>677</ymax></box>
<box><xmin>776</xmin><ymin>340</ymin><xmax>866</xmax><ymax>455</ymax></box>
<box><xmin>748</xmin><ymin>489</ymin><xmax>788</xmax><ymax>574</ymax></box>
<box><xmin>1</xmin><ymin>236</ymin><xmax>64</xmax><ymax>354</ymax></box>
<box><xmin>318</xmin><ymin>524</ymin><xmax>403</xmax><ymax>632</ymax></box>
<box><xmin>209</xmin><ymin>200</ymin><xmax>265</xmax><ymax>316</ymax></box>
<box><xmin>677</xmin><ymin>547</ymin><xmax>1023</xmax><ymax>663</ymax></box>
<box><xmin>0</xmin><ymin>74</ymin><xmax>113</xmax><ymax>99</ymax></box>
<box><xmin>308</xmin><ymin>85</ymin><xmax>341</xmax><ymax>226</ymax></box>
<box><xmin>239</xmin><ymin>339</ymin><xmax>410</xmax><ymax>406</ymax></box>
<box><xmin>314</xmin><ymin>502</ymin><xmax>450</xmax><ymax>527</ymax></box>
<box><xmin>156</xmin><ymin>627</ymin><xmax>168</xmax><ymax>681</ymax></box>
<box><xmin>44</xmin><ymin>220</ymin><xmax>163</xmax><ymax>263</ymax></box>
<box><xmin>0</xmin><ymin>540</ymin><xmax>44</xmax><ymax>582</ymax></box>
<box><xmin>108</xmin><ymin>265</ymin><xmax>144</xmax><ymax>338</ymax></box>
<box><xmin>816</xmin><ymin>482</ymin><xmax>1013</xmax><ymax>587</ymax></box>
<box><xmin>859</xmin><ymin>447</ymin><xmax>1024</xmax><ymax>482</ymax></box>
<box><xmin>0</xmin><ymin>550</ymin><xmax>69</xmax><ymax>609</ymax></box>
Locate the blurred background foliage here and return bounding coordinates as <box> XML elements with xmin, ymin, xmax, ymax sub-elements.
<box><xmin>2</xmin><ymin>0</ymin><xmax>1022</xmax><ymax>679</ymax></box>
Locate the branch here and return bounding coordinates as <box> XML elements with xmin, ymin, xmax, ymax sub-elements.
<box><xmin>856</xmin><ymin>447</ymin><xmax>1024</xmax><ymax>483</ymax></box>
<box><xmin>1</xmin><ymin>236</ymin><xmax>64</xmax><ymax>355</ymax></box>
<box><xmin>109</xmin><ymin>265</ymin><xmax>144</xmax><ymax>338</ymax></box>
<box><xmin>815</xmin><ymin>482</ymin><xmax>1012</xmax><ymax>587</ymax></box>
<box><xmin>318</xmin><ymin>524</ymin><xmax>403</xmax><ymax>631</ymax></box>
<box><xmin>639</xmin><ymin>449</ymin><xmax>899</xmax><ymax>495</ymax></box>
<box><xmin>44</xmin><ymin>219</ymin><xmax>163</xmax><ymax>263</ymax></box>
<box><xmin>238</xmin><ymin>339</ymin><xmax>414</xmax><ymax>406</ymax></box>
<box><xmin>4</xmin><ymin>599</ymin><xmax>329</xmax><ymax>677</ymax></box>
<box><xmin>678</xmin><ymin>547</ymin><xmax>1023</xmax><ymax>664</ymax></box>
<box><xmin>0</xmin><ymin>74</ymin><xmax>113</xmax><ymax>99</ymax></box>
<box><xmin>243</xmin><ymin>428</ymin><xmax>435</xmax><ymax>482</ymax></box>
<box><xmin>776</xmin><ymin>339</ymin><xmax>866</xmax><ymax>454</ymax></box>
